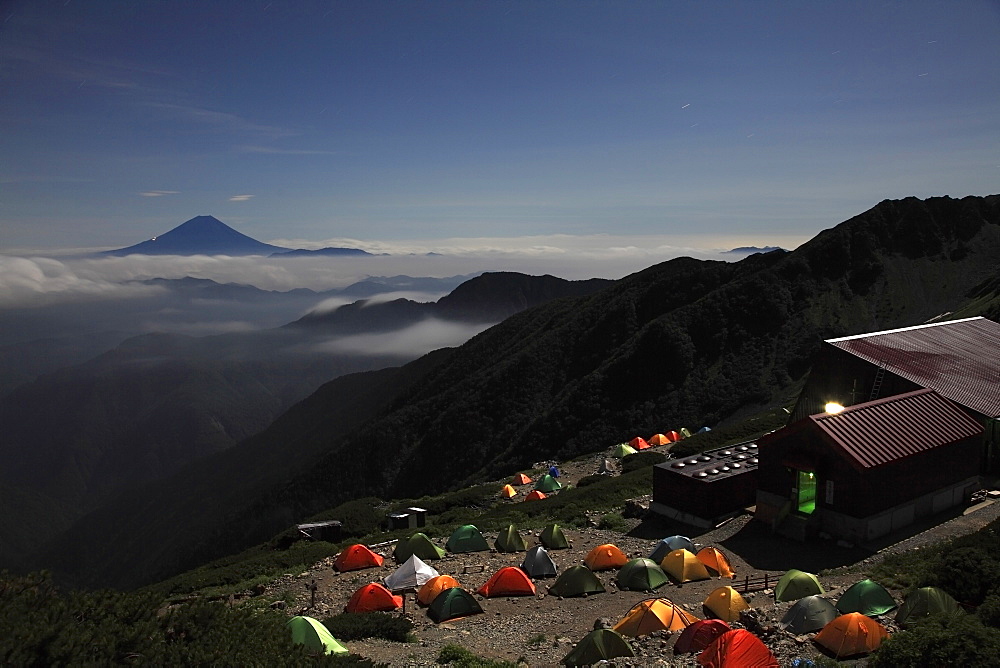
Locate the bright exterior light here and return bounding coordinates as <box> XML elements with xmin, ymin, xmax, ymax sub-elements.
<box><xmin>824</xmin><ymin>402</ymin><xmax>845</xmax><ymax>414</ymax></box>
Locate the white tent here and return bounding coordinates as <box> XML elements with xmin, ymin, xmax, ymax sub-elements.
<box><xmin>383</xmin><ymin>554</ymin><xmax>439</xmax><ymax>591</ymax></box>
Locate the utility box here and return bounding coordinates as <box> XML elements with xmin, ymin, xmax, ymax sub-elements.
<box><xmin>406</xmin><ymin>507</ymin><xmax>427</xmax><ymax>528</ymax></box>
<box><xmin>296</xmin><ymin>520</ymin><xmax>342</xmax><ymax>542</ymax></box>
<box><xmin>388</xmin><ymin>513</ymin><xmax>411</xmax><ymax>530</ymax></box>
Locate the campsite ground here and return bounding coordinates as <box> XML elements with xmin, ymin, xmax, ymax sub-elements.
<box><xmin>264</xmin><ymin>455</ymin><xmax>1000</xmax><ymax>667</ymax></box>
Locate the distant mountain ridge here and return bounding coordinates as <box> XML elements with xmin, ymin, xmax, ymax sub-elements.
<box><xmin>105</xmin><ymin>215</ymin><xmax>290</xmax><ymax>256</ymax></box>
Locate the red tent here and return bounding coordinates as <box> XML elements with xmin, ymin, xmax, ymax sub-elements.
<box><xmin>666</xmin><ymin>430</ymin><xmax>683</xmax><ymax>442</ymax></box>
<box><xmin>345</xmin><ymin>582</ymin><xmax>403</xmax><ymax>613</ymax></box>
<box><xmin>477</xmin><ymin>567</ymin><xmax>536</xmax><ymax>597</ymax></box>
<box><xmin>698</xmin><ymin>629</ymin><xmax>779</xmax><ymax>667</ymax></box>
<box><xmin>629</xmin><ymin>437</ymin><xmax>650</xmax><ymax>450</ymax></box>
<box><xmin>674</xmin><ymin>619</ymin><xmax>731</xmax><ymax>654</ymax></box>
<box><xmin>511</xmin><ymin>472</ymin><xmax>532</xmax><ymax>485</ymax></box>
<box><xmin>334</xmin><ymin>544</ymin><xmax>384</xmax><ymax>572</ymax></box>
<box><xmin>524</xmin><ymin>490</ymin><xmax>547</xmax><ymax>502</ymax></box>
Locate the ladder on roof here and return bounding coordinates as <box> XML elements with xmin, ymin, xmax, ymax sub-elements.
<box><xmin>869</xmin><ymin>362</ymin><xmax>887</xmax><ymax>401</ymax></box>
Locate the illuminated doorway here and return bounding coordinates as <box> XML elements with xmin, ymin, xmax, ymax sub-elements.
<box><xmin>796</xmin><ymin>470</ymin><xmax>817</xmax><ymax>515</ymax></box>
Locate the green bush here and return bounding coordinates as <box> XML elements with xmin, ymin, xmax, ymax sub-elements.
<box><xmin>929</xmin><ymin>547</ymin><xmax>999</xmax><ymax>605</ymax></box>
<box><xmin>978</xmin><ymin>594</ymin><xmax>1000</xmax><ymax>628</ymax></box>
<box><xmin>620</xmin><ymin>451</ymin><xmax>666</xmax><ymax>473</ymax></box>
<box><xmin>869</xmin><ymin>613</ymin><xmax>1000</xmax><ymax>667</ymax></box>
<box><xmin>436</xmin><ymin>644</ymin><xmax>519</xmax><ymax>667</ymax></box>
<box><xmin>598</xmin><ymin>512</ymin><xmax>630</xmax><ymax>533</ymax></box>
<box><xmin>576</xmin><ymin>474</ymin><xmax>605</xmax><ymax>487</ymax></box>
<box><xmin>321</xmin><ymin>611</ymin><xmax>413</xmax><ymax>642</ymax></box>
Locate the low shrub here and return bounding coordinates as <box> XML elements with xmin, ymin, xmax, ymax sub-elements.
<box><xmin>598</xmin><ymin>512</ymin><xmax>630</xmax><ymax>533</ymax></box>
<box><xmin>620</xmin><ymin>451</ymin><xmax>666</xmax><ymax>473</ymax></box>
<box><xmin>576</xmin><ymin>474</ymin><xmax>605</xmax><ymax>487</ymax></box>
<box><xmin>436</xmin><ymin>644</ymin><xmax>519</xmax><ymax>667</ymax></box>
<box><xmin>321</xmin><ymin>611</ymin><xmax>413</xmax><ymax>642</ymax></box>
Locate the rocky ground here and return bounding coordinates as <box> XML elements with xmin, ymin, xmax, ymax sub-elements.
<box><xmin>261</xmin><ymin>453</ymin><xmax>1000</xmax><ymax>667</ymax></box>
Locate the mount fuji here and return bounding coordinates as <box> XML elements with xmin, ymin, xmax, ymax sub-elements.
<box><xmin>104</xmin><ymin>215</ymin><xmax>290</xmax><ymax>256</ymax></box>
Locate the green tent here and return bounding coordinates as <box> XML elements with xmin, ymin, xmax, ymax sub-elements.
<box><xmin>287</xmin><ymin>616</ymin><xmax>349</xmax><ymax>655</ymax></box>
<box><xmin>495</xmin><ymin>524</ymin><xmax>528</xmax><ymax>553</ymax></box>
<box><xmin>774</xmin><ymin>569</ymin><xmax>824</xmax><ymax>602</ymax></box>
<box><xmin>617</xmin><ymin>558</ymin><xmax>669</xmax><ymax>591</ymax></box>
<box><xmin>427</xmin><ymin>587</ymin><xmax>484</xmax><ymax>623</ymax></box>
<box><xmin>549</xmin><ymin>565</ymin><xmax>605</xmax><ymax>598</ymax></box>
<box><xmin>535</xmin><ymin>474</ymin><xmax>563</xmax><ymax>493</ymax></box>
<box><xmin>540</xmin><ymin>524</ymin><xmax>570</xmax><ymax>549</ymax></box>
<box><xmin>895</xmin><ymin>587</ymin><xmax>963</xmax><ymax>628</ymax></box>
<box><xmin>836</xmin><ymin>579</ymin><xmax>897</xmax><ymax>617</ymax></box>
<box><xmin>446</xmin><ymin>524</ymin><xmax>489</xmax><ymax>553</ymax></box>
<box><xmin>393</xmin><ymin>532</ymin><xmax>445</xmax><ymax>563</ymax></box>
<box><xmin>562</xmin><ymin>628</ymin><xmax>634</xmax><ymax>666</ymax></box>
<box><xmin>611</xmin><ymin>443</ymin><xmax>638</xmax><ymax>457</ymax></box>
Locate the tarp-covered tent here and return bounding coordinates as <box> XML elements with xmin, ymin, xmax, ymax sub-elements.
<box><xmin>661</xmin><ymin>549</ymin><xmax>711</xmax><ymax>584</ymax></box>
<box><xmin>334</xmin><ymin>544</ymin><xmax>383</xmax><ymax>572</ymax></box>
<box><xmin>446</xmin><ymin>524</ymin><xmax>489</xmax><ymax>553</ymax></box>
<box><xmin>598</xmin><ymin>458</ymin><xmax>617</xmax><ymax>474</ymax></box>
<box><xmin>499</xmin><ymin>484</ymin><xmax>517</xmax><ymax>499</ymax></box>
<box><xmin>477</xmin><ymin>567</ymin><xmax>536</xmax><ymax>597</ymax></box>
<box><xmin>674</xmin><ymin>619</ymin><xmax>731</xmax><ymax>654</ymax></box>
<box><xmin>814</xmin><ymin>613</ymin><xmax>888</xmax><ymax>658</ymax></box>
<box><xmin>696</xmin><ymin>547</ymin><xmax>735</xmax><ymax>579</ymax></box>
<box><xmin>779</xmin><ymin>595</ymin><xmax>839</xmax><ymax>634</ymax></box>
<box><xmin>346</xmin><ymin>583</ymin><xmax>402</xmax><ymax>613</ymax></box>
<box><xmin>393</xmin><ymin>532</ymin><xmax>445</xmax><ymax>563</ymax></box>
<box><xmin>697</xmin><ymin>629</ymin><xmax>779</xmax><ymax>668</ymax></box>
<box><xmin>417</xmin><ymin>575</ymin><xmax>461</xmax><ymax>605</ymax></box>
<box><xmin>649</xmin><ymin>433</ymin><xmax>671</xmax><ymax>446</ymax></box>
<box><xmin>524</xmin><ymin>490</ymin><xmax>546</xmax><ymax>502</ymax></box>
<box><xmin>681</xmin><ymin>428</ymin><xmax>694</xmax><ymax>438</ymax></box>
<box><xmin>836</xmin><ymin>579</ymin><xmax>897</xmax><ymax>617</ymax></box>
<box><xmin>698</xmin><ymin>427</ymin><xmax>711</xmax><ymax>434</ymax></box>
<box><xmin>512</xmin><ymin>472</ymin><xmax>532</xmax><ymax>485</ymax></box>
<box><xmin>549</xmin><ymin>565</ymin><xmax>606</xmax><ymax>597</ymax></box>
<box><xmin>427</xmin><ymin>587</ymin><xmax>483</xmax><ymax>623</ymax></box>
<box><xmin>584</xmin><ymin>543</ymin><xmax>629</xmax><ymax>571</ymax></box>
<box><xmin>561</xmin><ymin>628</ymin><xmax>634</xmax><ymax>666</ymax></box>
<box><xmin>613</xmin><ymin>598</ymin><xmax>699</xmax><ymax>637</ymax></box>
<box><xmin>611</xmin><ymin>443</ymin><xmax>638</xmax><ymax>457</ymax></box>
<box><xmin>629</xmin><ymin>436</ymin><xmax>650</xmax><ymax>450</ymax></box>
<box><xmin>650</xmin><ymin>535</ymin><xmax>695</xmax><ymax>562</ymax></box>
<box><xmin>535</xmin><ymin>474</ymin><xmax>563</xmax><ymax>493</ymax></box>
<box><xmin>495</xmin><ymin>524</ymin><xmax>528</xmax><ymax>553</ymax></box>
<box><xmin>774</xmin><ymin>569</ymin><xmax>824</xmax><ymax>602</ymax></box>
<box><xmin>703</xmin><ymin>586</ymin><xmax>749</xmax><ymax>623</ymax></box>
<box><xmin>540</xmin><ymin>524</ymin><xmax>570</xmax><ymax>549</ymax></box>
<box><xmin>384</xmin><ymin>554</ymin><xmax>439</xmax><ymax>591</ymax></box>
<box><xmin>549</xmin><ymin>465</ymin><xmax>561</xmax><ymax>478</ymax></box>
<box><xmin>895</xmin><ymin>587</ymin><xmax>963</xmax><ymax>628</ymax></box>
<box><xmin>616</xmin><ymin>558</ymin><xmax>669</xmax><ymax>591</ymax></box>
<box><xmin>287</xmin><ymin>616</ymin><xmax>349</xmax><ymax>655</ymax></box>
<box><xmin>521</xmin><ymin>545</ymin><xmax>558</xmax><ymax>578</ymax></box>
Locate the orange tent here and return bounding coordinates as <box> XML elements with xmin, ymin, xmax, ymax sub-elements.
<box><xmin>666</xmin><ymin>430</ymin><xmax>683</xmax><ymax>442</ymax></box>
<box><xmin>648</xmin><ymin>433</ymin><xmax>671</xmax><ymax>446</ymax></box>
<box><xmin>698</xmin><ymin>629</ymin><xmax>779</xmax><ymax>667</ymax></box>
<box><xmin>334</xmin><ymin>544</ymin><xmax>384</xmax><ymax>572</ymax></box>
<box><xmin>703</xmin><ymin>586</ymin><xmax>749</xmax><ymax>623</ymax></box>
<box><xmin>524</xmin><ymin>490</ymin><xmax>546</xmax><ymax>502</ymax></box>
<box><xmin>511</xmin><ymin>472</ymin><xmax>532</xmax><ymax>485</ymax></box>
<box><xmin>499</xmin><ymin>484</ymin><xmax>517</xmax><ymax>499</ymax></box>
<box><xmin>613</xmin><ymin>598</ymin><xmax>700</xmax><ymax>637</ymax></box>
<box><xmin>584</xmin><ymin>544</ymin><xmax>629</xmax><ymax>571</ymax></box>
<box><xmin>661</xmin><ymin>549</ymin><xmax>711</xmax><ymax>583</ymax></box>
<box><xmin>417</xmin><ymin>575</ymin><xmax>462</xmax><ymax>605</ymax></box>
<box><xmin>629</xmin><ymin>436</ymin><xmax>650</xmax><ymax>450</ymax></box>
<box><xmin>697</xmin><ymin>547</ymin><xmax>735</xmax><ymax>578</ymax></box>
<box><xmin>814</xmin><ymin>613</ymin><xmax>889</xmax><ymax>658</ymax></box>
<box><xmin>477</xmin><ymin>567</ymin><xmax>536</xmax><ymax>597</ymax></box>
<box><xmin>345</xmin><ymin>583</ymin><xmax>402</xmax><ymax>613</ymax></box>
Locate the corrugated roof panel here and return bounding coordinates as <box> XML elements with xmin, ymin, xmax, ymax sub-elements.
<box><xmin>811</xmin><ymin>389</ymin><xmax>984</xmax><ymax>469</ymax></box>
<box><xmin>827</xmin><ymin>317</ymin><xmax>1000</xmax><ymax>418</ymax></box>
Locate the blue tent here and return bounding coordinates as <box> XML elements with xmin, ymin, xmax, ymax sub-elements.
<box><xmin>650</xmin><ymin>536</ymin><xmax>695</xmax><ymax>563</ymax></box>
<box><xmin>548</xmin><ymin>465</ymin><xmax>561</xmax><ymax>478</ymax></box>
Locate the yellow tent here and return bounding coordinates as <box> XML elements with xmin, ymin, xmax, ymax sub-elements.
<box><xmin>499</xmin><ymin>484</ymin><xmax>517</xmax><ymax>499</ymax></box>
<box><xmin>584</xmin><ymin>544</ymin><xmax>629</xmax><ymax>571</ymax></box>
<box><xmin>697</xmin><ymin>547</ymin><xmax>736</xmax><ymax>578</ymax></box>
<box><xmin>703</xmin><ymin>586</ymin><xmax>750</xmax><ymax>622</ymax></box>
<box><xmin>613</xmin><ymin>598</ymin><xmax>700</xmax><ymax>637</ymax></box>
<box><xmin>660</xmin><ymin>549</ymin><xmax>710</xmax><ymax>583</ymax></box>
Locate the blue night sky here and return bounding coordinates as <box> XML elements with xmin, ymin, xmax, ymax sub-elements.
<box><xmin>2</xmin><ymin>0</ymin><xmax>999</xmax><ymax>254</ymax></box>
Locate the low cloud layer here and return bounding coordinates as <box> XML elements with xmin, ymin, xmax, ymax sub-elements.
<box><xmin>309</xmin><ymin>318</ymin><xmax>492</xmax><ymax>358</ymax></box>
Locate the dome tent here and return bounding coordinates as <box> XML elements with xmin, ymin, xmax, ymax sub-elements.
<box><xmin>346</xmin><ymin>583</ymin><xmax>402</xmax><ymax>613</ymax></box>
<box><xmin>540</xmin><ymin>523</ymin><xmax>570</xmax><ymax>549</ymax></box>
<box><xmin>333</xmin><ymin>544</ymin><xmax>383</xmax><ymax>572</ymax></box>
<box><xmin>813</xmin><ymin>612</ymin><xmax>888</xmax><ymax>658</ymax></box>
<box><xmin>446</xmin><ymin>524</ymin><xmax>489</xmax><ymax>553</ymax></box>
<box><xmin>674</xmin><ymin>619</ymin><xmax>731</xmax><ymax>654</ymax></box>
<box><xmin>535</xmin><ymin>474</ymin><xmax>563</xmax><ymax>493</ymax></box>
<box><xmin>616</xmin><ymin>558</ymin><xmax>669</xmax><ymax>591</ymax></box>
<box><xmin>648</xmin><ymin>433</ymin><xmax>671</xmax><ymax>446</ymax></box>
<box><xmin>836</xmin><ymin>578</ymin><xmax>897</xmax><ymax>617</ymax></box>
<box><xmin>521</xmin><ymin>545</ymin><xmax>558</xmax><ymax>578</ymax></box>
<box><xmin>696</xmin><ymin>547</ymin><xmax>735</xmax><ymax>578</ymax></box>
<box><xmin>894</xmin><ymin>586</ymin><xmax>963</xmax><ymax>628</ymax></box>
<box><xmin>561</xmin><ymin>628</ymin><xmax>634</xmax><ymax>666</ymax></box>
<box><xmin>287</xmin><ymin>616</ymin><xmax>349</xmax><ymax>655</ymax></box>
<box><xmin>524</xmin><ymin>490</ymin><xmax>547</xmax><ymax>502</ymax></box>
<box><xmin>611</xmin><ymin>443</ymin><xmax>638</xmax><ymax>457</ymax></box>
<box><xmin>703</xmin><ymin>586</ymin><xmax>749</xmax><ymax>623</ymax></box>
<box><xmin>427</xmin><ymin>587</ymin><xmax>483</xmax><ymax>623</ymax></box>
<box><xmin>660</xmin><ymin>549</ymin><xmax>710</xmax><ymax>584</ymax></box>
<box><xmin>417</xmin><ymin>575</ymin><xmax>462</xmax><ymax>605</ymax></box>
<box><xmin>629</xmin><ymin>436</ymin><xmax>650</xmax><ymax>450</ymax></box>
<box><xmin>698</xmin><ymin>628</ymin><xmax>779</xmax><ymax>667</ymax></box>
<box><xmin>511</xmin><ymin>472</ymin><xmax>532</xmax><ymax>485</ymax></box>
<box><xmin>549</xmin><ymin>565</ymin><xmax>605</xmax><ymax>597</ymax></box>
<box><xmin>650</xmin><ymin>535</ymin><xmax>695</xmax><ymax>562</ymax></box>
<box><xmin>613</xmin><ymin>598</ymin><xmax>699</xmax><ymax>637</ymax></box>
<box><xmin>495</xmin><ymin>524</ymin><xmax>528</xmax><ymax>553</ymax></box>
<box><xmin>779</xmin><ymin>595</ymin><xmax>839</xmax><ymax>634</ymax></box>
<box><xmin>392</xmin><ymin>532</ymin><xmax>444</xmax><ymax>563</ymax></box>
<box><xmin>384</xmin><ymin>554</ymin><xmax>439</xmax><ymax>591</ymax></box>
<box><xmin>499</xmin><ymin>484</ymin><xmax>517</xmax><ymax>499</ymax></box>
<box><xmin>584</xmin><ymin>543</ymin><xmax>629</xmax><ymax>571</ymax></box>
<box><xmin>774</xmin><ymin>569</ymin><xmax>824</xmax><ymax>602</ymax></box>
<box><xmin>477</xmin><ymin>567</ymin><xmax>536</xmax><ymax>597</ymax></box>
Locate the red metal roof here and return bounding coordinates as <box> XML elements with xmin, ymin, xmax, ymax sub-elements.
<box><xmin>826</xmin><ymin>317</ymin><xmax>1000</xmax><ymax>418</ymax></box>
<box><xmin>811</xmin><ymin>389</ymin><xmax>984</xmax><ymax>469</ymax></box>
